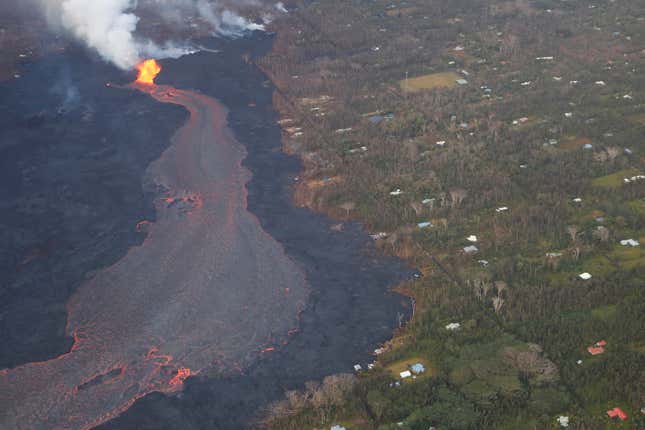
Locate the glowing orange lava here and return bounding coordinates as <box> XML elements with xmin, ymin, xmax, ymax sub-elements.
<box><xmin>136</xmin><ymin>59</ymin><xmax>161</xmax><ymax>85</ymax></box>
<box><xmin>169</xmin><ymin>367</ymin><xmax>191</xmax><ymax>386</ymax></box>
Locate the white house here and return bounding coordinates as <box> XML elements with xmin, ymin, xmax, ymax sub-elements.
<box><xmin>445</xmin><ymin>322</ymin><xmax>461</xmax><ymax>331</ymax></box>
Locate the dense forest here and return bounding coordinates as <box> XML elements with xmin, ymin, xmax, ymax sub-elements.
<box><xmin>257</xmin><ymin>0</ymin><xmax>645</xmax><ymax>428</ymax></box>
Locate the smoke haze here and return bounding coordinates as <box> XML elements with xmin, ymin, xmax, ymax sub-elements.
<box><xmin>37</xmin><ymin>0</ymin><xmax>285</xmax><ymax>70</ymax></box>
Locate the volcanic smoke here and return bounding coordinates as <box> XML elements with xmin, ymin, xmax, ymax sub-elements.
<box><xmin>136</xmin><ymin>59</ymin><xmax>161</xmax><ymax>85</ymax></box>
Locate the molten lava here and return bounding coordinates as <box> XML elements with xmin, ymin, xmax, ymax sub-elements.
<box><xmin>136</xmin><ymin>59</ymin><xmax>161</xmax><ymax>85</ymax></box>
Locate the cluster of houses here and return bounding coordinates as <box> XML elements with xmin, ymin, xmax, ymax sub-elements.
<box><xmin>557</xmin><ymin>407</ymin><xmax>628</xmax><ymax>427</ymax></box>
<box><xmin>399</xmin><ymin>362</ymin><xmax>425</xmax><ymax>380</ymax></box>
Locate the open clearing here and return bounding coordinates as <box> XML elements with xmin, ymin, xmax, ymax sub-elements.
<box><xmin>400</xmin><ymin>72</ymin><xmax>461</xmax><ymax>92</ymax></box>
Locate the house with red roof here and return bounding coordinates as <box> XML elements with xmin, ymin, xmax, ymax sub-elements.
<box><xmin>587</xmin><ymin>340</ymin><xmax>607</xmax><ymax>355</ymax></box>
<box><xmin>607</xmin><ymin>407</ymin><xmax>628</xmax><ymax>421</ymax></box>
<box><xmin>587</xmin><ymin>346</ymin><xmax>604</xmax><ymax>355</ymax></box>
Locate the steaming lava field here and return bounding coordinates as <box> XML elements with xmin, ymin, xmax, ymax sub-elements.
<box><xmin>0</xmin><ymin>34</ymin><xmax>413</xmax><ymax>429</ymax></box>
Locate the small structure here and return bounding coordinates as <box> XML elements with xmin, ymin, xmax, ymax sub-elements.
<box><xmin>418</xmin><ymin>221</ymin><xmax>433</xmax><ymax>228</ymax></box>
<box><xmin>463</xmin><ymin>245</ymin><xmax>478</xmax><ymax>254</ymax></box>
<box><xmin>331</xmin><ymin>425</ymin><xmax>347</xmax><ymax>430</ymax></box>
<box><xmin>390</xmin><ymin>189</ymin><xmax>403</xmax><ymax>196</ymax></box>
<box><xmin>579</xmin><ymin>272</ymin><xmax>592</xmax><ymax>280</ymax></box>
<box><xmin>436</xmin><ymin>140</ymin><xmax>446</xmax><ymax>146</ymax></box>
<box><xmin>620</xmin><ymin>239</ymin><xmax>640</xmax><ymax>247</ymax></box>
<box><xmin>335</xmin><ymin>127</ymin><xmax>353</xmax><ymax>134</ymax></box>
<box><xmin>587</xmin><ymin>346</ymin><xmax>604</xmax><ymax>355</ymax></box>
<box><xmin>564</xmin><ymin>112</ymin><xmax>573</xmax><ymax>118</ymax></box>
<box><xmin>354</xmin><ymin>364</ymin><xmax>362</xmax><ymax>372</ymax></box>
<box><xmin>445</xmin><ymin>322</ymin><xmax>461</xmax><ymax>331</ymax></box>
<box><xmin>422</xmin><ymin>198</ymin><xmax>434</xmax><ymax>204</ymax></box>
<box><xmin>466</xmin><ymin>235</ymin><xmax>478</xmax><ymax>242</ymax></box>
<box><xmin>572</xmin><ymin>197</ymin><xmax>582</xmax><ymax>203</ymax></box>
<box><xmin>456</xmin><ymin>78</ymin><xmax>468</xmax><ymax>85</ymax></box>
<box><xmin>607</xmin><ymin>407</ymin><xmax>628</xmax><ymax>421</ymax></box>
<box><xmin>370</xmin><ymin>232</ymin><xmax>388</xmax><ymax>240</ymax></box>
<box><xmin>347</xmin><ymin>146</ymin><xmax>368</xmax><ymax>154</ymax></box>
<box><xmin>410</xmin><ymin>363</ymin><xmax>425</xmax><ymax>374</ymax></box>
<box><xmin>587</xmin><ymin>340</ymin><xmax>607</xmax><ymax>355</ymax></box>
<box><xmin>496</xmin><ymin>206</ymin><xmax>509</xmax><ymax>213</ymax></box>
<box><xmin>557</xmin><ymin>415</ymin><xmax>570</xmax><ymax>427</ymax></box>
<box><xmin>400</xmin><ymin>370</ymin><xmax>412</xmax><ymax>379</ymax></box>
<box><xmin>624</xmin><ymin>174</ymin><xmax>645</xmax><ymax>183</ymax></box>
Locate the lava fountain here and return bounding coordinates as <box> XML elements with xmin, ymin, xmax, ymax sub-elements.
<box><xmin>136</xmin><ymin>59</ymin><xmax>161</xmax><ymax>85</ymax></box>
<box><xmin>0</xmin><ymin>63</ymin><xmax>308</xmax><ymax>430</ymax></box>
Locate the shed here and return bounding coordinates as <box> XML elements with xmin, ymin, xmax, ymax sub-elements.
<box><xmin>557</xmin><ymin>415</ymin><xmax>570</xmax><ymax>427</ymax></box>
<box><xmin>445</xmin><ymin>322</ymin><xmax>461</xmax><ymax>331</ymax></box>
<box><xmin>620</xmin><ymin>239</ymin><xmax>639</xmax><ymax>247</ymax></box>
<box><xmin>463</xmin><ymin>245</ymin><xmax>479</xmax><ymax>254</ymax></box>
<box><xmin>400</xmin><ymin>370</ymin><xmax>412</xmax><ymax>379</ymax></box>
<box><xmin>331</xmin><ymin>426</ymin><xmax>347</xmax><ymax>430</ymax></box>
<box><xmin>578</xmin><ymin>272</ymin><xmax>592</xmax><ymax>280</ymax></box>
<box><xmin>587</xmin><ymin>346</ymin><xmax>604</xmax><ymax>355</ymax></box>
<box><xmin>410</xmin><ymin>363</ymin><xmax>425</xmax><ymax>374</ymax></box>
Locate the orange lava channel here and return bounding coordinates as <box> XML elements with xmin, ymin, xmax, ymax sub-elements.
<box><xmin>0</xmin><ymin>81</ymin><xmax>308</xmax><ymax>430</ymax></box>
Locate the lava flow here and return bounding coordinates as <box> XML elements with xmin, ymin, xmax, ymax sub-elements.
<box><xmin>0</xmin><ymin>79</ymin><xmax>308</xmax><ymax>429</ymax></box>
<box><xmin>136</xmin><ymin>59</ymin><xmax>161</xmax><ymax>85</ymax></box>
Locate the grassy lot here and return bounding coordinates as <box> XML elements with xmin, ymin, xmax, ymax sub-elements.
<box><xmin>399</xmin><ymin>72</ymin><xmax>461</xmax><ymax>92</ymax></box>
<box><xmin>592</xmin><ymin>168</ymin><xmax>641</xmax><ymax>188</ymax></box>
<box><xmin>384</xmin><ymin>356</ymin><xmax>435</xmax><ymax>380</ymax></box>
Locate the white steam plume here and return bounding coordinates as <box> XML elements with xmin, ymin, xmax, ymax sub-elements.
<box><xmin>38</xmin><ymin>0</ymin><xmax>288</xmax><ymax>70</ymax></box>
<box><xmin>58</xmin><ymin>0</ymin><xmax>140</xmax><ymax>69</ymax></box>
<box><xmin>40</xmin><ymin>0</ymin><xmax>191</xmax><ymax>70</ymax></box>
<box><xmin>196</xmin><ymin>1</ymin><xmax>265</xmax><ymax>36</ymax></box>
